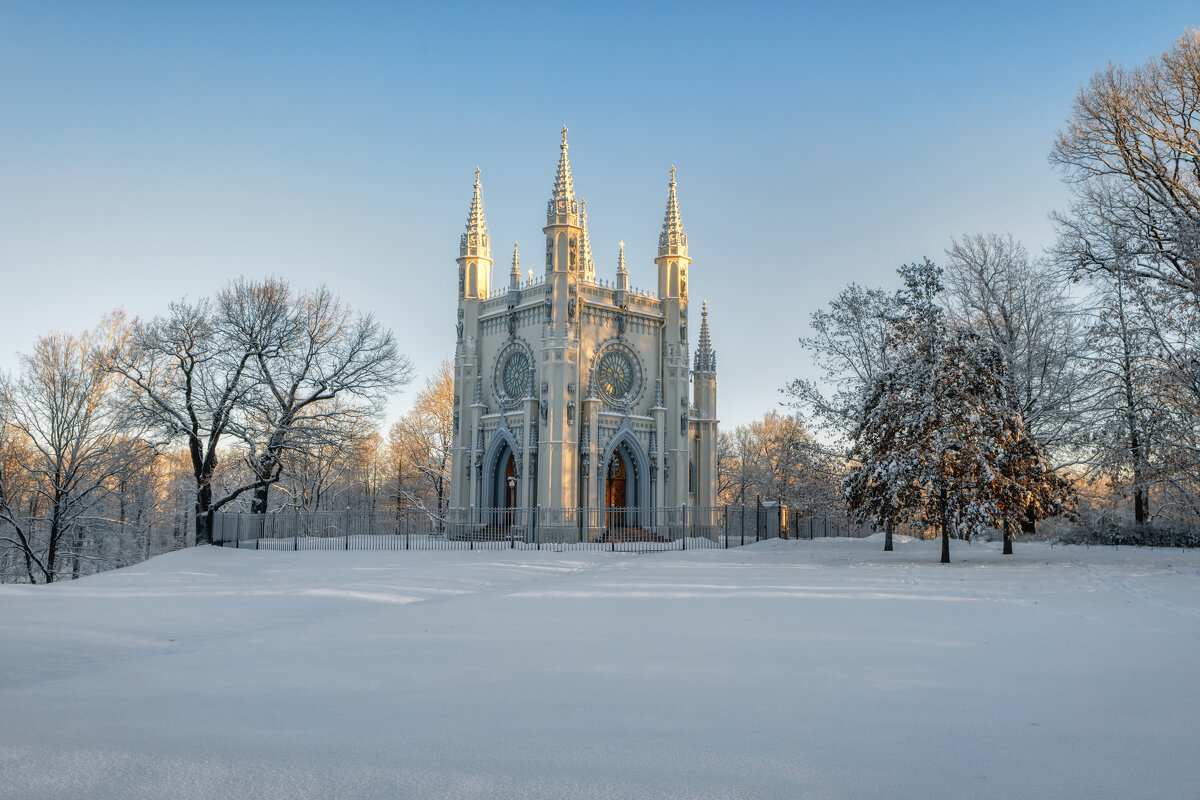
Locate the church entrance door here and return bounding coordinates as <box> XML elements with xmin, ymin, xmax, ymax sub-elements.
<box><xmin>606</xmin><ymin>453</ymin><xmax>628</xmax><ymax>530</ymax></box>
<box><xmin>504</xmin><ymin>453</ymin><xmax>518</xmax><ymax>510</ymax></box>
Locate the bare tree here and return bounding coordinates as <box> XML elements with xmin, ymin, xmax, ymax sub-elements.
<box><xmin>0</xmin><ymin>317</ymin><xmax>142</xmax><ymax>582</ymax></box>
<box><xmin>387</xmin><ymin>361</ymin><xmax>453</xmax><ymax>522</ymax></box>
<box><xmin>1080</xmin><ymin>269</ymin><xmax>1159</xmax><ymax>523</ymax></box>
<box><xmin>785</xmin><ymin>283</ymin><xmax>899</xmax><ymax>444</ymax></box>
<box><xmin>222</xmin><ymin>279</ymin><xmax>411</xmax><ymax>514</ymax></box>
<box><xmin>1050</xmin><ymin>28</ymin><xmax>1200</xmax><ymax>297</ymax></box>
<box><xmin>1051</xmin><ymin>32</ymin><xmax>1200</xmax><ymax>524</ymax></box>
<box><xmin>717</xmin><ymin>411</ymin><xmax>838</xmax><ymax>514</ymax></box>
<box><xmin>110</xmin><ymin>298</ymin><xmax>262</xmax><ymax>544</ymax></box>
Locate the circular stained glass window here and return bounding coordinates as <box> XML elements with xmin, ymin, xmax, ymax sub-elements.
<box><xmin>597</xmin><ymin>350</ymin><xmax>635</xmax><ymax>403</ymax></box>
<box><xmin>502</xmin><ymin>351</ymin><xmax>530</xmax><ymax>399</ymax></box>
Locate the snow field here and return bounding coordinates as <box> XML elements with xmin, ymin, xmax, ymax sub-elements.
<box><xmin>1</xmin><ymin>536</ymin><xmax>1198</xmax><ymax>799</ymax></box>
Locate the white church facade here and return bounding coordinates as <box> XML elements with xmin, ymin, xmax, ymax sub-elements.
<box><xmin>449</xmin><ymin>129</ymin><xmax>718</xmax><ymax>523</ymax></box>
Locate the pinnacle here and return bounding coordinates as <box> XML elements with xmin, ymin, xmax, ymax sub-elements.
<box><xmin>580</xmin><ymin>199</ymin><xmax>596</xmax><ymax>281</ymax></box>
<box><xmin>616</xmin><ymin>241</ymin><xmax>629</xmax><ymax>289</ymax></box>
<box><xmin>695</xmin><ymin>300</ymin><xmax>715</xmax><ymax>373</ymax></box>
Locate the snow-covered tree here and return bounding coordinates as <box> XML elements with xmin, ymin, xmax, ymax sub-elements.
<box><xmin>844</xmin><ymin>261</ymin><xmax>1075</xmax><ymax>562</ymax></box>
<box><xmin>944</xmin><ymin>232</ymin><xmax>1089</xmax><ymax>534</ymax></box>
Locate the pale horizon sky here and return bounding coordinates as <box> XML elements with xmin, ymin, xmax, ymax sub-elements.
<box><xmin>1</xmin><ymin>1</ymin><xmax>1197</xmax><ymax>429</ymax></box>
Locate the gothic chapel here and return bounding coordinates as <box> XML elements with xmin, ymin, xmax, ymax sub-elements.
<box><xmin>449</xmin><ymin>129</ymin><xmax>718</xmax><ymax>520</ymax></box>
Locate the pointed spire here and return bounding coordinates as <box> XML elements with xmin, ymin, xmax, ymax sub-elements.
<box><xmin>460</xmin><ymin>168</ymin><xmax>490</xmax><ymax>259</ymax></box>
<box><xmin>657</xmin><ymin>166</ymin><xmax>687</xmax><ymax>256</ymax></box>
<box><xmin>615</xmin><ymin>241</ymin><xmax>629</xmax><ymax>309</ymax></box>
<box><xmin>547</xmin><ymin>126</ymin><xmax>580</xmax><ymax>224</ymax></box>
<box><xmin>694</xmin><ymin>301</ymin><xmax>715</xmax><ymax>373</ymax></box>
<box><xmin>510</xmin><ymin>243</ymin><xmax>520</xmax><ymax>287</ymax></box>
<box><xmin>580</xmin><ymin>200</ymin><xmax>596</xmax><ymax>281</ymax></box>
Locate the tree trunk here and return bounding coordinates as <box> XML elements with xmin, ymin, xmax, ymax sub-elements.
<box><xmin>45</xmin><ymin>512</ymin><xmax>60</xmax><ymax>583</ymax></box>
<box><xmin>71</xmin><ymin>527</ymin><xmax>82</xmax><ymax>580</ymax></box>
<box><xmin>195</xmin><ymin>483</ymin><xmax>213</xmax><ymax>545</ymax></box>
<box><xmin>884</xmin><ymin>518</ymin><xmax>893</xmax><ymax>552</ymax></box>
<box><xmin>939</xmin><ymin>490</ymin><xmax>950</xmax><ymax>564</ymax></box>
<box><xmin>251</xmin><ymin>483</ymin><xmax>271</xmax><ymax>515</ymax></box>
<box><xmin>1003</xmin><ymin>521</ymin><xmax>1013</xmax><ymax>555</ymax></box>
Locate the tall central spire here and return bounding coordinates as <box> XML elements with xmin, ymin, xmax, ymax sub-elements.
<box><xmin>658</xmin><ymin>165</ymin><xmax>687</xmax><ymax>256</ymax></box>
<box><xmin>546</xmin><ymin>126</ymin><xmax>580</xmax><ymax>225</ymax></box>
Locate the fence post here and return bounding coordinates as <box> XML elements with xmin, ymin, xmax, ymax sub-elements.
<box><xmin>724</xmin><ymin>505</ymin><xmax>729</xmax><ymax>549</ymax></box>
<box><xmin>682</xmin><ymin>504</ymin><xmax>687</xmax><ymax>550</ymax></box>
<box><xmin>345</xmin><ymin>507</ymin><xmax>350</xmax><ymax>550</ymax></box>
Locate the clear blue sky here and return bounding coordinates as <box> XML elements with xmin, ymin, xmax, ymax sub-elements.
<box><xmin>1</xmin><ymin>1</ymin><xmax>1196</xmax><ymax>428</ymax></box>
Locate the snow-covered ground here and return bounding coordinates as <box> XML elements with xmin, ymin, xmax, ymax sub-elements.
<box><xmin>1</xmin><ymin>537</ymin><xmax>1198</xmax><ymax>799</ymax></box>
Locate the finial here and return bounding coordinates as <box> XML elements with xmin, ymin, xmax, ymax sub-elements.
<box><xmin>561</xmin><ymin>125</ymin><xmax>568</xmax><ymax>147</ymax></box>
<box><xmin>475</xmin><ymin>167</ymin><xmax>481</xmax><ymax>183</ymax></box>
<box><xmin>670</xmin><ymin>165</ymin><xmax>676</xmax><ymax>184</ymax></box>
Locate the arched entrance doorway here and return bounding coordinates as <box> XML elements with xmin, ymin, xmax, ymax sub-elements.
<box><xmin>605</xmin><ymin>440</ymin><xmax>644</xmax><ymax>530</ymax></box>
<box><xmin>484</xmin><ymin>437</ymin><xmax>520</xmax><ymax>518</ymax></box>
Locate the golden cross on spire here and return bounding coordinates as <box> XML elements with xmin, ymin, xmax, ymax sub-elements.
<box><xmin>561</xmin><ymin>125</ymin><xmax>568</xmax><ymax>145</ymax></box>
<box><xmin>670</xmin><ymin>165</ymin><xmax>676</xmax><ymax>183</ymax></box>
<box><xmin>474</xmin><ymin>166</ymin><xmax>480</xmax><ymax>182</ymax></box>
